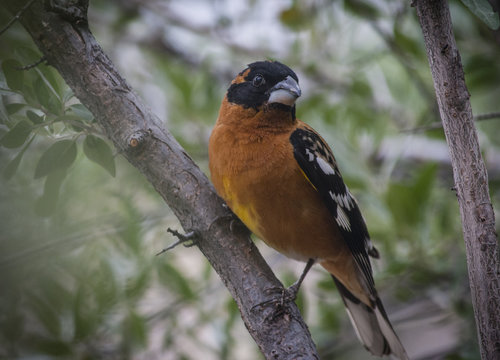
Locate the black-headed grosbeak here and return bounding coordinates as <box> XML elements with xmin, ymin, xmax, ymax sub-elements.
<box><xmin>209</xmin><ymin>60</ymin><xmax>408</xmax><ymax>359</ymax></box>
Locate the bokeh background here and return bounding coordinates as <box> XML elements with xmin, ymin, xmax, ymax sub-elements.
<box><xmin>1</xmin><ymin>0</ymin><xmax>500</xmax><ymax>359</ymax></box>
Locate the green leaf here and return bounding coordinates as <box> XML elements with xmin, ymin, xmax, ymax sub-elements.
<box><xmin>34</xmin><ymin>140</ymin><xmax>77</xmax><ymax>179</ymax></box>
<box><xmin>27</xmin><ymin>110</ymin><xmax>44</xmax><ymax>124</ymax></box>
<box><xmin>3</xmin><ymin>136</ymin><xmax>34</xmax><ymax>180</ymax></box>
<box><xmin>5</xmin><ymin>103</ymin><xmax>26</xmax><ymax>115</ymax></box>
<box><xmin>20</xmin><ymin>83</ymin><xmax>38</xmax><ymax>108</ymax></box>
<box><xmin>34</xmin><ymin>76</ymin><xmax>62</xmax><ymax>115</ymax></box>
<box><xmin>69</xmin><ymin>103</ymin><xmax>94</xmax><ymax>122</ymax></box>
<box><xmin>35</xmin><ymin>169</ymin><xmax>68</xmax><ymax>217</ymax></box>
<box><xmin>62</xmin><ymin>88</ymin><xmax>75</xmax><ymax>104</ymax></box>
<box><xmin>83</xmin><ymin>135</ymin><xmax>116</xmax><ymax>177</ymax></box>
<box><xmin>0</xmin><ymin>119</ymin><xmax>32</xmax><ymax>148</ymax></box>
<box><xmin>34</xmin><ymin>76</ymin><xmax>51</xmax><ymax>109</ymax></box>
<box><xmin>344</xmin><ymin>0</ymin><xmax>380</xmax><ymax>20</ymax></box>
<box><xmin>279</xmin><ymin>5</ymin><xmax>313</xmax><ymax>30</ymax></box>
<box><xmin>36</xmin><ymin>64</ymin><xmax>64</xmax><ymax>100</ymax></box>
<box><xmin>1</xmin><ymin>59</ymin><xmax>24</xmax><ymax>91</ymax></box>
<box><xmin>461</xmin><ymin>0</ymin><xmax>500</xmax><ymax>30</ymax></box>
<box><xmin>55</xmin><ymin>114</ymin><xmax>85</xmax><ymax>131</ymax></box>
<box><xmin>15</xmin><ymin>46</ymin><xmax>43</xmax><ymax>65</ymax></box>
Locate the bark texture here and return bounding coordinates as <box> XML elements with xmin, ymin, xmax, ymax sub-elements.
<box><xmin>1</xmin><ymin>1</ymin><xmax>319</xmax><ymax>359</ymax></box>
<box><xmin>414</xmin><ymin>1</ymin><xmax>500</xmax><ymax>359</ymax></box>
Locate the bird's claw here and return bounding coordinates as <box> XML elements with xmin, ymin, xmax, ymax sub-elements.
<box><xmin>284</xmin><ymin>282</ymin><xmax>301</xmax><ymax>303</ymax></box>
<box><xmin>156</xmin><ymin>228</ymin><xmax>198</xmax><ymax>256</ymax></box>
<box><xmin>250</xmin><ymin>284</ymin><xmax>298</xmax><ymax>313</ymax></box>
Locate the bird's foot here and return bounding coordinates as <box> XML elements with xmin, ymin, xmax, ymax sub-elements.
<box><xmin>250</xmin><ymin>283</ymin><xmax>300</xmax><ymax>314</ymax></box>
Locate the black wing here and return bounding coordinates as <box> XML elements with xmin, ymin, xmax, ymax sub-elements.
<box><xmin>290</xmin><ymin>127</ymin><xmax>379</xmax><ymax>294</ymax></box>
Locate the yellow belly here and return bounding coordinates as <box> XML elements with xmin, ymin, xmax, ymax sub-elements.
<box><xmin>222</xmin><ymin>176</ymin><xmax>263</xmax><ymax>239</ymax></box>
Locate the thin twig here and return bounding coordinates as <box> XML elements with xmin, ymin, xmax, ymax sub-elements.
<box><xmin>400</xmin><ymin>122</ymin><xmax>442</xmax><ymax>133</ymax></box>
<box><xmin>15</xmin><ymin>56</ymin><xmax>46</xmax><ymax>70</ymax></box>
<box><xmin>401</xmin><ymin>112</ymin><xmax>500</xmax><ymax>133</ymax></box>
<box><xmin>474</xmin><ymin>112</ymin><xmax>500</xmax><ymax>121</ymax></box>
<box><xmin>0</xmin><ymin>0</ymin><xmax>37</xmax><ymax>36</ymax></box>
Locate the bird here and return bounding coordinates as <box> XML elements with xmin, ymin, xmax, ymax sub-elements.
<box><xmin>208</xmin><ymin>60</ymin><xmax>408</xmax><ymax>359</ymax></box>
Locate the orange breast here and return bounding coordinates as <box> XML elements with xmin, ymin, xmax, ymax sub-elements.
<box><xmin>209</xmin><ymin>118</ymin><xmax>345</xmax><ymax>262</ymax></box>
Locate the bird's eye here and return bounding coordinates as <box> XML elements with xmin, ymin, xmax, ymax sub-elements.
<box><xmin>252</xmin><ymin>74</ymin><xmax>265</xmax><ymax>87</ymax></box>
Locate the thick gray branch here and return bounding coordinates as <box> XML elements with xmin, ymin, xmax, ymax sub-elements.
<box><xmin>1</xmin><ymin>1</ymin><xmax>319</xmax><ymax>359</ymax></box>
<box><xmin>414</xmin><ymin>1</ymin><xmax>500</xmax><ymax>359</ymax></box>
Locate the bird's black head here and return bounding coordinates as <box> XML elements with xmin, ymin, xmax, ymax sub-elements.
<box><xmin>226</xmin><ymin>61</ymin><xmax>301</xmax><ymax>112</ymax></box>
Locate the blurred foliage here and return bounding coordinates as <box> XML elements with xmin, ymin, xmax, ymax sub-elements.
<box><xmin>1</xmin><ymin>0</ymin><xmax>499</xmax><ymax>359</ymax></box>
<box><xmin>460</xmin><ymin>0</ymin><xmax>500</xmax><ymax>29</ymax></box>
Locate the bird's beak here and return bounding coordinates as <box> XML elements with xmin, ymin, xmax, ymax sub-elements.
<box><xmin>267</xmin><ymin>75</ymin><xmax>301</xmax><ymax>106</ymax></box>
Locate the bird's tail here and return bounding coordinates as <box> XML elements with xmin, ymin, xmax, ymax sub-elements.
<box><xmin>332</xmin><ymin>276</ymin><xmax>408</xmax><ymax>359</ymax></box>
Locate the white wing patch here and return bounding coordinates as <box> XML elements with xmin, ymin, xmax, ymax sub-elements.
<box><xmin>305</xmin><ymin>148</ymin><xmax>315</xmax><ymax>161</ymax></box>
<box><xmin>329</xmin><ymin>190</ymin><xmax>354</xmax><ymax>211</ymax></box>
<box><xmin>335</xmin><ymin>206</ymin><xmax>351</xmax><ymax>231</ymax></box>
<box><xmin>316</xmin><ymin>156</ymin><xmax>336</xmax><ymax>175</ymax></box>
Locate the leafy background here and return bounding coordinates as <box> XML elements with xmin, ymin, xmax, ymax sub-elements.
<box><xmin>1</xmin><ymin>0</ymin><xmax>499</xmax><ymax>359</ymax></box>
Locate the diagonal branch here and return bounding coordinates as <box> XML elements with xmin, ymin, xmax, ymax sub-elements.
<box><xmin>0</xmin><ymin>1</ymin><xmax>319</xmax><ymax>359</ymax></box>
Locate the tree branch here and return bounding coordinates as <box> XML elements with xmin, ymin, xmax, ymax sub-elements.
<box><xmin>1</xmin><ymin>1</ymin><xmax>319</xmax><ymax>359</ymax></box>
<box><xmin>414</xmin><ymin>1</ymin><xmax>500</xmax><ymax>359</ymax></box>
<box><xmin>0</xmin><ymin>0</ymin><xmax>36</xmax><ymax>36</ymax></box>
